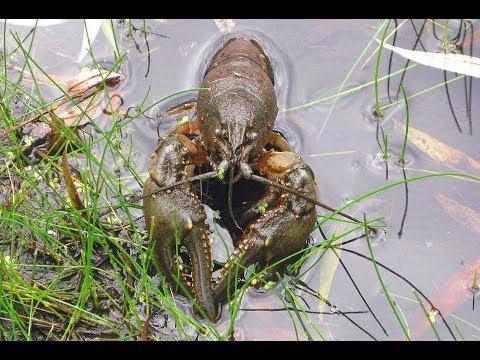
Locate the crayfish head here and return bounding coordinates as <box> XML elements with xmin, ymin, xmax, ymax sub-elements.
<box><xmin>214</xmin><ymin>139</ymin><xmax>255</xmax><ymax>184</ymax></box>
<box><xmin>208</xmin><ymin>96</ymin><xmax>269</xmax><ymax>183</ymax></box>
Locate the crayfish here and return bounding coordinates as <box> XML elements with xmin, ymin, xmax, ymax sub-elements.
<box><xmin>143</xmin><ymin>37</ymin><xmax>360</xmax><ymax>322</ymax></box>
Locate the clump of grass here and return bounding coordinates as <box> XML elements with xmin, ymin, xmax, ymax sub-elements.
<box><xmin>0</xmin><ymin>20</ymin><xmax>222</xmax><ymax>341</ymax></box>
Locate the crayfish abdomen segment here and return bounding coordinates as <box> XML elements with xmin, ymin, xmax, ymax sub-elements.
<box><xmin>197</xmin><ymin>37</ymin><xmax>278</xmax><ymax>160</ymax></box>
<box><xmin>143</xmin><ymin>135</ymin><xmax>217</xmax><ymax>322</ymax></box>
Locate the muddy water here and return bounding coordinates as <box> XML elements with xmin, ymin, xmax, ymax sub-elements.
<box><xmin>2</xmin><ymin>19</ymin><xmax>480</xmax><ymax>340</ymax></box>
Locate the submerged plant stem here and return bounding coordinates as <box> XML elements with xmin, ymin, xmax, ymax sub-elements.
<box><xmin>399</xmin><ymin>83</ymin><xmax>410</xmax><ymax>164</ymax></box>
<box><xmin>413</xmin><ymin>290</ymin><xmax>441</xmax><ymax>341</ymax></box>
<box><xmin>374</xmin><ymin>19</ymin><xmax>391</xmax><ymax>118</ymax></box>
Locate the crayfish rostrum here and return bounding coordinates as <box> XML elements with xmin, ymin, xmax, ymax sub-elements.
<box><xmin>143</xmin><ymin>37</ymin><xmax>321</xmax><ymax>322</ymax></box>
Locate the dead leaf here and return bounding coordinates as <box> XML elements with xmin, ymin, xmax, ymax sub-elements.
<box><xmin>35</xmin><ymin>149</ymin><xmax>82</xmax><ymax>185</ymax></box>
<box><xmin>62</xmin><ymin>147</ymin><xmax>87</xmax><ymax>220</ymax></box>
<box><xmin>401</xmin><ymin>124</ymin><xmax>480</xmax><ymax>173</ymax></box>
<box><xmin>67</xmin><ymin>68</ymin><xmax>123</xmax><ymax>97</ymax></box>
<box><xmin>317</xmin><ymin>245</ymin><xmax>341</xmax><ymax>322</ymax></box>
<box><xmin>379</xmin><ymin>39</ymin><xmax>480</xmax><ymax>77</ymax></box>
<box><xmin>31</xmin><ymin>89</ymin><xmax>103</xmax><ymax>153</ymax></box>
<box><xmin>2</xmin><ymin>67</ymin><xmax>124</xmax><ymax>151</ymax></box>
<box><xmin>317</xmin><ymin>220</ymin><xmax>347</xmax><ymax>321</ymax></box>
<box><xmin>434</xmin><ymin>192</ymin><xmax>480</xmax><ymax>234</ymax></box>
<box><xmin>51</xmin><ymin>91</ymin><xmax>104</xmax><ymax>127</ymax></box>
<box><xmin>141</xmin><ymin>315</ymin><xmax>151</xmax><ymax>341</ymax></box>
<box><xmin>46</xmin><ymin>116</ymin><xmax>79</xmax><ymax>154</ymax></box>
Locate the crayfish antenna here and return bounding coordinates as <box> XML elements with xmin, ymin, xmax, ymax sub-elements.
<box><xmin>228</xmin><ymin>166</ymin><xmax>245</xmax><ymax>233</ymax></box>
<box><xmin>247</xmin><ymin>173</ymin><xmax>377</xmax><ymax>233</ymax></box>
<box><xmin>143</xmin><ymin>171</ymin><xmax>219</xmax><ymax>199</ymax></box>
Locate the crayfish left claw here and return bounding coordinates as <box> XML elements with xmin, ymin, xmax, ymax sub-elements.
<box><xmin>143</xmin><ymin>135</ymin><xmax>217</xmax><ymax>322</ymax></box>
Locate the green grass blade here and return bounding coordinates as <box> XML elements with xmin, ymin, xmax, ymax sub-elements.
<box><xmin>412</xmin><ymin>290</ymin><xmax>441</xmax><ymax>341</ymax></box>
<box><xmin>399</xmin><ymin>82</ymin><xmax>410</xmax><ymax>164</ymax></box>
<box><xmin>374</xmin><ymin>19</ymin><xmax>391</xmax><ymax>118</ymax></box>
<box><xmin>363</xmin><ymin>213</ymin><xmax>410</xmax><ymax>340</ymax></box>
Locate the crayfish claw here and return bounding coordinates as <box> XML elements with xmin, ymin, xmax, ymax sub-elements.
<box><xmin>213</xmin><ymin>150</ymin><xmax>319</xmax><ymax>306</ymax></box>
<box><xmin>143</xmin><ymin>135</ymin><xmax>217</xmax><ymax>322</ymax></box>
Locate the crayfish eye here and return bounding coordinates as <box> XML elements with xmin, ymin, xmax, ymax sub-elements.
<box><xmin>239</xmin><ymin>162</ymin><xmax>253</xmax><ymax>178</ymax></box>
<box><xmin>214</xmin><ymin>128</ymin><xmax>228</xmax><ymax>138</ymax></box>
<box><xmin>246</xmin><ymin>132</ymin><xmax>258</xmax><ymax>142</ymax></box>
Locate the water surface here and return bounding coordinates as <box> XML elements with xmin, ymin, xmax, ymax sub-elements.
<box><xmin>2</xmin><ymin>19</ymin><xmax>479</xmax><ymax>340</ymax></box>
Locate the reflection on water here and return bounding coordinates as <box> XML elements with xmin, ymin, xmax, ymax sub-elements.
<box><xmin>1</xmin><ymin>19</ymin><xmax>479</xmax><ymax>340</ymax></box>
